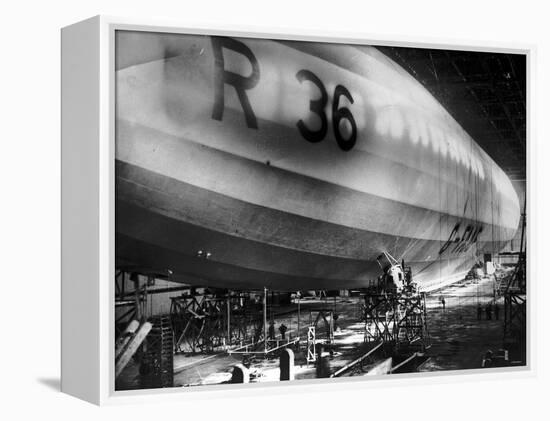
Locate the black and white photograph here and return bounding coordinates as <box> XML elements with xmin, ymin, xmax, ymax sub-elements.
<box><xmin>113</xmin><ymin>30</ymin><xmax>527</xmax><ymax>391</ymax></box>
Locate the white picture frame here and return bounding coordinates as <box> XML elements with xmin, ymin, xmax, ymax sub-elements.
<box><xmin>61</xmin><ymin>15</ymin><xmax>534</xmax><ymax>405</ymax></box>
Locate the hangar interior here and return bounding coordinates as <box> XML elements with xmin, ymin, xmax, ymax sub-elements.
<box><xmin>115</xmin><ymin>46</ymin><xmax>527</xmax><ymax>390</ymax></box>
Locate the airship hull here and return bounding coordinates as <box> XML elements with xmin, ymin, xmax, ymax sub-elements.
<box><xmin>115</xmin><ymin>32</ymin><xmax>519</xmax><ymax>291</ymax></box>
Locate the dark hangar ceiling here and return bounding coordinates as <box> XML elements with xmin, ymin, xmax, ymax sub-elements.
<box><xmin>377</xmin><ymin>46</ymin><xmax>526</xmax><ymax>182</ymax></box>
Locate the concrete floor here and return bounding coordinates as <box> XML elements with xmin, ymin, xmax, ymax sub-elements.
<box><xmin>172</xmin><ymin>297</ymin><xmax>371</xmax><ymax>386</ymax></box>
<box><xmin>421</xmin><ymin>276</ymin><xmax>508</xmax><ymax>372</ymax></box>
<box><xmin>117</xmin><ymin>272</ymin><xmax>525</xmax><ymax>390</ymax></box>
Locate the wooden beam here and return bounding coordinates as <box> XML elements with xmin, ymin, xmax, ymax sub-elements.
<box><xmin>115</xmin><ymin>322</ymin><xmax>152</xmax><ymax>378</ymax></box>
<box><xmin>115</xmin><ymin>320</ymin><xmax>139</xmax><ymax>361</ymax></box>
<box><xmin>330</xmin><ymin>341</ymin><xmax>383</xmax><ymax>378</ymax></box>
<box><xmin>389</xmin><ymin>352</ymin><xmax>419</xmax><ymax>373</ymax></box>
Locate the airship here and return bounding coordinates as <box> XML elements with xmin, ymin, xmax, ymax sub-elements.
<box><xmin>115</xmin><ymin>31</ymin><xmax>520</xmax><ymax>292</ymax></box>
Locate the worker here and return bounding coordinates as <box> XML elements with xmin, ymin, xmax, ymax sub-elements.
<box><xmin>482</xmin><ymin>350</ymin><xmax>493</xmax><ymax>368</ymax></box>
<box><xmin>477</xmin><ymin>303</ymin><xmax>482</xmax><ymax>320</ymax></box>
<box><xmin>316</xmin><ymin>353</ymin><xmax>330</xmax><ymax>378</ymax></box>
<box><xmin>441</xmin><ymin>297</ymin><xmax>446</xmax><ymax>310</ymax></box>
<box><xmin>254</xmin><ymin>294</ymin><xmax>262</xmax><ymax>311</ymax></box>
<box><xmin>494</xmin><ymin>303</ymin><xmax>500</xmax><ymax>320</ymax></box>
<box><xmin>268</xmin><ymin>321</ymin><xmax>275</xmax><ymax>340</ymax></box>
<box><xmin>279</xmin><ymin>323</ymin><xmax>288</xmax><ymax>340</ymax></box>
<box><xmin>485</xmin><ymin>303</ymin><xmax>492</xmax><ymax>320</ymax></box>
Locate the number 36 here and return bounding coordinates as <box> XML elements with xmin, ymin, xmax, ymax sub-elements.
<box><xmin>296</xmin><ymin>69</ymin><xmax>357</xmax><ymax>151</ymax></box>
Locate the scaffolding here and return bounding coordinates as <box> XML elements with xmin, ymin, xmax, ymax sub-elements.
<box><xmin>361</xmin><ymin>259</ymin><xmax>430</xmax><ymax>353</ymax></box>
<box><xmin>309</xmin><ymin>308</ymin><xmax>335</xmax><ymax>345</ymax></box>
<box><xmin>115</xmin><ymin>271</ymin><xmax>149</xmax><ymax>335</ymax></box>
<box><xmin>363</xmin><ymin>291</ymin><xmax>430</xmax><ymax>352</ymax></box>
<box><xmin>304</xmin><ymin>308</ymin><xmax>335</xmax><ymax>364</ymax></box>
<box><xmin>115</xmin><ymin>269</ymin><xmax>186</xmax><ymax>335</ymax></box>
<box><xmin>502</xmin><ymin>203</ymin><xmax>526</xmax><ymax>363</ymax></box>
<box><xmin>306</xmin><ymin>326</ymin><xmax>316</xmax><ymax>364</ymax></box>
<box><xmin>170</xmin><ymin>290</ymin><xmax>264</xmax><ymax>354</ymax></box>
<box><xmin>140</xmin><ymin>315</ymin><xmax>174</xmax><ymax>388</ymax></box>
<box><xmin>227</xmin><ymin>288</ymin><xmax>301</xmax><ymax>357</ymax></box>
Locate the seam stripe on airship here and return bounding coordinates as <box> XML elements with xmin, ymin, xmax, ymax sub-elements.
<box><xmin>116</xmin><ymin>213</ymin><xmax>492</xmax><ymax>286</ymax></box>
<box><xmin>116</xmin><ymin>227</ymin><xmax>492</xmax><ymax>291</ymax></box>
<box><xmin>116</xmin><ymin>118</ymin><xmax>519</xmax><ymax>232</ymax></box>
<box><xmin>116</xmin><ymin>160</ymin><xmax>514</xmax><ymax>259</ymax></box>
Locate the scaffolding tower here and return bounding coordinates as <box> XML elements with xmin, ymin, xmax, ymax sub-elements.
<box><xmin>170</xmin><ymin>290</ymin><xmax>264</xmax><ymax>354</ymax></box>
<box><xmin>503</xmin><ymin>202</ymin><xmax>526</xmax><ymax>364</ymax></box>
<box><xmin>140</xmin><ymin>315</ymin><xmax>174</xmax><ymax>388</ymax></box>
<box><xmin>362</xmin><ymin>258</ymin><xmax>430</xmax><ymax>353</ymax></box>
<box><xmin>363</xmin><ymin>290</ymin><xmax>430</xmax><ymax>352</ymax></box>
<box><xmin>304</xmin><ymin>307</ymin><xmax>336</xmax><ymax>364</ymax></box>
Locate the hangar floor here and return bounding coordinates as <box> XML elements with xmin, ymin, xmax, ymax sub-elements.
<box><xmin>116</xmin><ymin>273</ymin><xmax>518</xmax><ymax>390</ymax></box>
